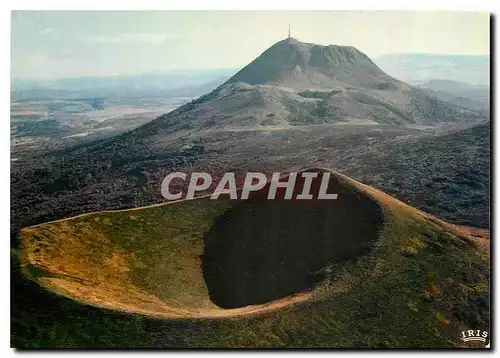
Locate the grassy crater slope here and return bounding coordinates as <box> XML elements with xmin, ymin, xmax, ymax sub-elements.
<box><xmin>15</xmin><ymin>170</ymin><xmax>489</xmax><ymax>348</ymax></box>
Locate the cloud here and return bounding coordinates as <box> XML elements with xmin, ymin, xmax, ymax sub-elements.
<box><xmin>85</xmin><ymin>33</ymin><xmax>174</xmax><ymax>44</ymax></box>
<box><xmin>39</xmin><ymin>28</ymin><xmax>53</xmax><ymax>35</ymax></box>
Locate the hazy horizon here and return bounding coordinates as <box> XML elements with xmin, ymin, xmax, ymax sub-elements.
<box><xmin>12</xmin><ymin>54</ymin><xmax>491</xmax><ymax>82</ymax></box>
<box><xmin>11</xmin><ymin>11</ymin><xmax>490</xmax><ymax>80</ymax></box>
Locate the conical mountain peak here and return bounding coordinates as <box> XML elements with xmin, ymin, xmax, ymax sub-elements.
<box><xmin>224</xmin><ymin>38</ymin><xmax>390</xmax><ymax>90</ymax></box>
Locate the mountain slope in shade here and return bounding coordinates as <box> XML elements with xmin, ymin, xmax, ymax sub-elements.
<box><xmin>374</xmin><ymin>53</ymin><xmax>490</xmax><ymax>86</ymax></box>
<box><xmin>417</xmin><ymin>79</ymin><xmax>490</xmax><ymax>111</ymax></box>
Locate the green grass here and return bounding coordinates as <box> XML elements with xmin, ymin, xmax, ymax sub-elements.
<box><xmin>13</xmin><ymin>172</ymin><xmax>489</xmax><ymax>348</ymax></box>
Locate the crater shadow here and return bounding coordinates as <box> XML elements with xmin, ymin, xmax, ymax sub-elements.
<box><xmin>202</xmin><ymin>170</ymin><xmax>384</xmax><ymax>309</ymax></box>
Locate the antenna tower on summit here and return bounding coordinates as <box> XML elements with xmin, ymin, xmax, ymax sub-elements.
<box><xmin>288</xmin><ymin>25</ymin><xmax>291</xmax><ymax>39</ymax></box>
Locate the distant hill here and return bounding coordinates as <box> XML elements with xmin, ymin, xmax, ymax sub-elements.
<box><xmin>11</xmin><ymin>69</ymin><xmax>235</xmax><ymax>101</ymax></box>
<box><xmin>132</xmin><ymin>38</ymin><xmax>485</xmax><ymax>135</ymax></box>
<box><xmin>417</xmin><ymin>79</ymin><xmax>489</xmax><ymax>111</ymax></box>
<box><xmin>374</xmin><ymin>53</ymin><xmax>490</xmax><ymax>86</ymax></box>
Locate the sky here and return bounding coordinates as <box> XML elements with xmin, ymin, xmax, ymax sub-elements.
<box><xmin>11</xmin><ymin>11</ymin><xmax>490</xmax><ymax>79</ymax></box>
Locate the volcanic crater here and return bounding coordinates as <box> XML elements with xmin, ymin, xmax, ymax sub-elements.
<box><xmin>20</xmin><ymin>170</ymin><xmax>385</xmax><ymax>317</ymax></box>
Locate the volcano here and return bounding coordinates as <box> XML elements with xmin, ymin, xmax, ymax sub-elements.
<box><xmin>132</xmin><ymin>38</ymin><xmax>484</xmax><ymax>137</ymax></box>
<box><xmin>225</xmin><ymin>38</ymin><xmax>400</xmax><ymax>90</ymax></box>
<box><xmin>17</xmin><ymin>169</ymin><xmax>490</xmax><ymax>348</ymax></box>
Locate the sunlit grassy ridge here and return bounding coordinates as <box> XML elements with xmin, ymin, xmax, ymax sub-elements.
<box><xmin>21</xmin><ymin>198</ymin><xmax>234</xmax><ymax>317</ymax></box>
<box><xmin>14</xmin><ymin>171</ymin><xmax>489</xmax><ymax>348</ymax></box>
